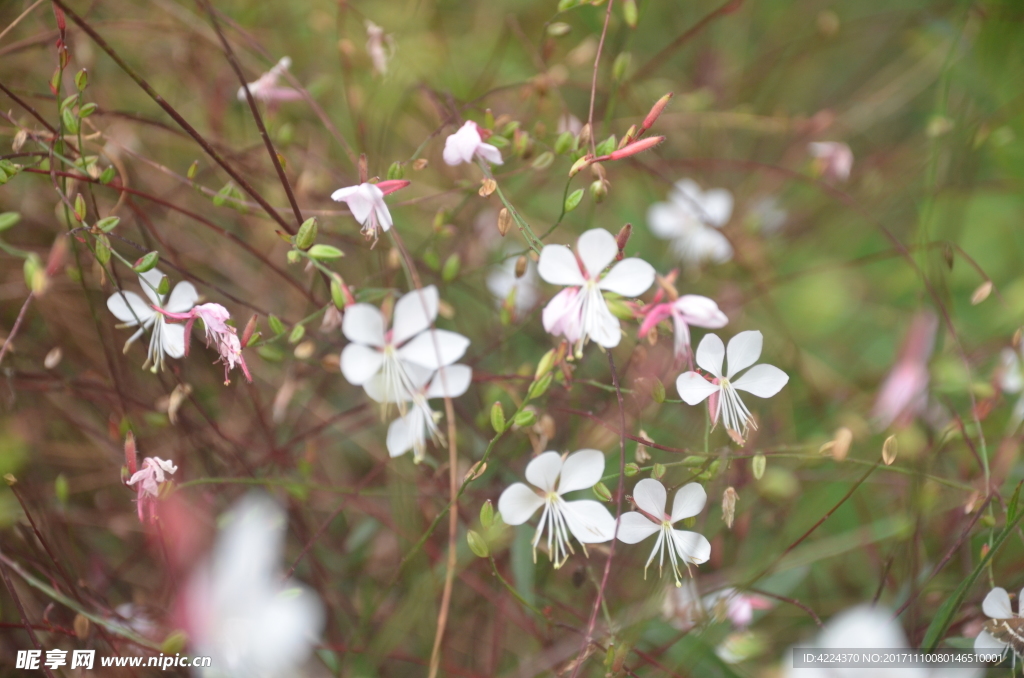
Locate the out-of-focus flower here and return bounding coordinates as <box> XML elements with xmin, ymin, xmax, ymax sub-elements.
<box><xmin>340</xmin><ymin>285</ymin><xmax>469</xmax><ymax>412</ymax></box>
<box><xmin>999</xmin><ymin>346</ymin><xmax>1024</xmax><ymax>430</ymax></box>
<box><xmin>749</xmin><ymin>196</ymin><xmax>787</xmax><ymax>234</ymax></box>
<box><xmin>182</xmin><ymin>494</ymin><xmax>324</xmax><ymax>678</ymax></box>
<box><xmin>237</xmin><ymin>57</ymin><xmax>303</xmax><ymax>104</ymax></box>
<box><xmin>387</xmin><ymin>363</ymin><xmax>472</xmax><ymax>461</ymax></box>
<box><xmin>538</xmin><ymin>228</ymin><xmax>655</xmax><ymax>351</ymax></box>
<box><xmin>647</xmin><ymin>179</ymin><xmax>734</xmax><ymax>265</ymax></box>
<box><xmin>676</xmin><ymin>331</ymin><xmax>789</xmax><ymax>443</ymax></box>
<box><xmin>871</xmin><ymin>311</ymin><xmax>937</xmax><ymax>430</ymax></box>
<box><xmin>663</xmin><ymin>582</ymin><xmax>772</xmax><ymax>630</ymax></box>
<box><xmin>331</xmin><ymin>179</ymin><xmax>409</xmax><ymax>245</ymax></box>
<box><xmin>617</xmin><ymin>479</ymin><xmax>711</xmax><ymax>586</ymax></box>
<box><xmin>365</xmin><ymin>21</ymin><xmax>395</xmax><ymax>76</ymax></box>
<box><xmin>155</xmin><ymin>303</ymin><xmax>252</xmax><ymax>385</ymax></box>
<box><xmin>487</xmin><ymin>256</ymin><xmax>540</xmax><ymax>318</ymax></box>
<box><xmin>443</xmin><ymin>121</ymin><xmax>503</xmax><ymax>167</ymax></box>
<box><xmin>498</xmin><ymin>449</ymin><xmax>615</xmax><ymax>567</ymax></box>
<box><xmin>639</xmin><ymin>291</ymin><xmax>728</xmax><ymax>360</ymax></box>
<box><xmin>808</xmin><ymin>141</ymin><xmax>853</xmax><ymax>182</ymax></box>
<box><xmin>107</xmin><ymin>269</ymin><xmax>197</xmax><ymax>373</ymax></box>
<box><xmin>126</xmin><ymin>456</ymin><xmax>177</xmax><ymax>523</ymax></box>
<box><xmin>557</xmin><ymin>114</ymin><xmax>583</xmax><ymax>136</ymax></box>
<box><xmin>974</xmin><ymin>586</ymin><xmax>1021</xmax><ymax>660</ymax></box>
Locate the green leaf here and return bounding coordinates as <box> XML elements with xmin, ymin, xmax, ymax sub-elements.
<box><xmin>595</xmin><ymin>135</ymin><xmax>617</xmax><ymax>156</ymax></box>
<box><xmin>95</xmin><ymin>216</ymin><xmax>120</xmax><ymax>232</ymax></box>
<box><xmin>387</xmin><ymin>161</ymin><xmax>404</xmax><ymax>180</ymax></box>
<box><xmin>467</xmin><ymin>530</ymin><xmax>489</xmax><ymax>558</ymax></box>
<box><xmin>132</xmin><ymin>251</ymin><xmax>159</xmax><ymax>273</ymax></box>
<box><xmin>564</xmin><ymin>188</ymin><xmax>584</xmax><ymax>213</ymax></box>
<box><xmin>554</xmin><ymin>131</ymin><xmax>575</xmax><ymax>155</ymax></box>
<box><xmin>288</xmin><ymin>324</ymin><xmax>306</xmax><ymax>344</ymax></box>
<box><xmin>268</xmin><ymin>315</ymin><xmax>285</xmax><ymax>335</ymax></box>
<box><xmin>526</xmin><ymin>373</ymin><xmax>553</xmax><ymax>401</ymax></box>
<box><xmin>441</xmin><ymin>253</ymin><xmax>460</xmax><ymax>282</ymax></box>
<box><xmin>490</xmin><ymin>401</ymin><xmax>506</xmax><ymax>433</ymax></box>
<box><xmin>307</xmin><ymin>244</ymin><xmax>344</xmax><ymax>260</ymax></box>
<box><xmin>512</xmin><ymin>409</ymin><xmax>536</xmax><ymax>428</ymax></box>
<box><xmin>99</xmin><ymin>166</ymin><xmax>116</xmax><ymax>184</ymax></box>
<box><xmin>295</xmin><ymin>217</ymin><xmax>317</xmax><ymax>250</ymax></box>
<box><xmin>0</xmin><ymin>212</ymin><xmax>21</xmax><ymax>232</ymax></box>
<box><xmin>480</xmin><ymin>500</ymin><xmax>494</xmax><ymax>528</ymax></box>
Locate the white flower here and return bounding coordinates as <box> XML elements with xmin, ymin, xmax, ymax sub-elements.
<box><xmin>487</xmin><ymin>256</ymin><xmax>540</xmax><ymax>318</ymax></box>
<box><xmin>387</xmin><ymin>363</ymin><xmax>472</xmax><ymax>461</ymax></box>
<box><xmin>1000</xmin><ymin>347</ymin><xmax>1024</xmax><ymax>431</ymax></box>
<box><xmin>676</xmin><ymin>331</ymin><xmax>789</xmax><ymax>443</ymax></box>
<box><xmin>443</xmin><ymin>121</ymin><xmax>503</xmax><ymax>166</ymax></box>
<box><xmin>340</xmin><ymin>285</ymin><xmax>470</xmax><ymax>411</ymax></box>
<box><xmin>750</xmin><ymin>196</ymin><xmax>787</xmax><ymax>234</ymax></box>
<box><xmin>331</xmin><ymin>182</ymin><xmax>392</xmax><ymax>242</ymax></box>
<box><xmin>538</xmin><ymin>228</ymin><xmax>655</xmax><ymax>351</ymax></box>
<box><xmin>975</xmin><ymin>586</ymin><xmax>1022</xmax><ymax>660</ymax></box>
<box><xmin>647</xmin><ymin>179</ymin><xmax>734</xmax><ymax>265</ymax></box>
<box><xmin>498</xmin><ymin>449</ymin><xmax>616</xmax><ymax>567</ymax></box>
<box><xmin>616</xmin><ymin>478</ymin><xmax>711</xmax><ymax>586</ymax></box>
<box><xmin>639</xmin><ymin>294</ymin><xmax>728</xmax><ymax>360</ymax></box>
<box><xmin>183</xmin><ymin>494</ymin><xmax>324</xmax><ymax>678</ymax></box>
<box><xmin>236</xmin><ymin>57</ymin><xmax>302</xmax><ymax>104</ymax></box>
<box><xmin>663</xmin><ymin>581</ymin><xmax>772</xmax><ymax>630</ymax></box>
<box><xmin>106</xmin><ymin>269</ymin><xmax>197</xmax><ymax>373</ymax></box>
<box><xmin>126</xmin><ymin>456</ymin><xmax>177</xmax><ymax>523</ymax></box>
<box><xmin>365</xmin><ymin>20</ymin><xmax>395</xmax><ymax>76</ymax></box>
<box><xmin>808</xmin><ymin>141</ymin><xmax>853</xmax><ymax>181</ymax></box>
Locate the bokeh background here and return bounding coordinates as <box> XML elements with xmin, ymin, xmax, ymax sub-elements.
<box><xmin>2</xmin><ymin>0</ymin><xmax>1024</xmax><ymax>675</ymax></box>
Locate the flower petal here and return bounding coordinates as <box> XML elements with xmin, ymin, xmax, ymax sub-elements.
<box><xmin>476</xmin><ymin>143</ymin><xmax>503</xmax><ymax>166</ymax></box>
<box><xmin>374</xmin><ymin>200</ymin><xmax>393</xmax><ymax>232</ymax></box>
<box><xmin>583</xmin><ymin>294</ymin><xmax>622</xmax><ymax>348</ymax></box>
<box><xmin>674</xmin><ymin>295</ymin><xmax>728</xmax><ymax>328</ymax></box>
<box><xmin>542</xmin><ymin>287</ymin><xmax>581</xmax><ymax>340</ymax></box>
<box><xmin>342</xmin><ymin>304</ymin><xmax>386</xmax><ymax>347</ymax></box>
<box><xmin>426</xmin><ymin>364</ymin><xmax>473</xmax><ymax>398</ymax></box>
<box><xmin>386</xmin><ymin>408</ymin><xmax>423</xmax><ymax>458</ymax></box>
<box><xmin>138</xmin><ymin>269</ymin><xmax>167</xmax><ymax>305</ymax></box>
<box><xmin>557</xmin><ymin>449</ymin><xmax>605</xmax><ymax>495</ymax></box>
<box><xmin>701</xmin><ymin>188</ymin><xmax>733</xmax><ymax>226</ymax></box>
<box><xmin>695</xmin><ymin>333</ymin><xmax>725</xmax><ymax>377</ymax></box>
<box><xmin>340</xmin><ymin>344</ymin><xmax>384</xmax><ymax>385</ymax></box>
<box><xmin>647</xmin><ymin>201</ymin><xmax>690</xmax><ymax>239</ymax></box>
<box><xmin>561</xmin><ymin>499</ymin><xmax>616</xmax><ymax>543</ymax></box>
<box><xmin>538</xmin><ymin>244</ymin><xmax>585</xmax><ymax>286</ymax></box>
<box><xmin>161</xmin><ymin>322</ymin><xmax>187</xmax><ymax>359</ymax></box>
<box><xmin>397</xmin><ymin>329</ymin><xmax>470</xmax><ymax>369</ymax></box>
<box><xmin>676</xmin><ymin>372</ymin><xmax>720</xmax><ymax>405</ymax></box>
<box><xmin>632</xmin><ymin>478</ymin><xmax>667</xmax><ymax>517</ymax></box>
<box><xmin>983</xmin><ymin>587</ymin><xmax>1013</xmax><ymax>619</ymax></box>
<box><xmin>107</xmin><ymin>290</ymin><xmax>153</xmax><ymax>326</ymax></box>
<box><xmin>498</xmin><ymin>482</ymin><xmax>545</xmax><ymax>525</ymax></box>
<box><xmin>732</xmin><ymin>363</ymin><xmax>789</xmax><ymax>398</ymax></box>
<box><xmin>524</xmin><ymin>451</ymin><xmax>564</xmax><ymax>492</ymax></box>
<box><xmin>393</xmin><ymin>285</ymin><xmax>439</xmax><ymax>346</ymax></box>
<box><xmin>576</xmin><ymin>229</ymin><xmax>617</xmax><ymax>278</ymax></box>
<box><xmin>332</xmin><ymin>185</ymin><xmax>375</xmax><ymax>224</ymax></box>
<box><xmin>975</xmin><ymin>630</ymin><xmax>1007</xmax><ymax>652</ymax></box>
<box><xmin>615</xmin><ymin>512</ymin><xmax>660</xmax><ymax>544</ymax></box>
<box><xmin>166</xmin><ymin>282</ymin><xmax>199</xmax><ymax>313</ymax></box>
<box><xmin>725</xmin><ymin>330</ymin><xmax>763</xmax><ymax>378</ymax></box>
<box><xmin>670</xmin><ymin>483</ymin><xmax>707</xmax><ymax>523</ymax></box>
<box><xmin>671</xmin><ymin>530</ymin><xmax>711</xmax><ymax>564</ymax></box>
<box><xmin>598</xmin><ymin>258</ymin><xmax>655</xmax><ymax>297</ymax></box>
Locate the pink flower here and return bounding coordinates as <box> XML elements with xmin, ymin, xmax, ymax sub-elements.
<box><xmin>808</xmin><ymin>141</ymin><xmax>853</xmax><ymax>181</ymax></box>
<box><xmin>237</xmin><ymin>57</ymin><xmax>303</xmax><ymax>104</ymax></box>
<box><xmin>126</xmin><ymin>457</ymin><xmax>177</xmax><ymax>523</ymax></box>
<box><xmin>155</xmin><ymin>303</ymin><xmax>253</xmax><ymax>385</ymax></box>
<box><xmin>443</xmin><ymin>121</ymin><xmax>503</xmax><ymax>166</ymax></box>
<box><xmin>871</xmin><ymin>310</ymin><xmax>937</xmax><ymax>430</ymax></box>
<box><xmin>639</xmin><ymin>288</ymin><xmax>728</xmax><ymax>360</ymax></box>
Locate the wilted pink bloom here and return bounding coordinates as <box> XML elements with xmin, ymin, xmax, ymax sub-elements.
<box><xmin>639</xmin><ymin>286</ymin><xmax>728</xmax><ymax>360</ymax></box>
<box><xmin>365</xmin><ymin>20</ymin><xmax>395</xmax><ymax>76</ymax></box>
<box><xmin>663</xmin><ymin>582</ymin><xmax>771</xmax><ymax>631</ymax></box>
<box><xmin>126</xmin><ymin>457</ymin><xmax>177</xmax><ymax>523</ymax></box>
<box><xmin>443</xmin><ymin>121</ymin><xmax>503</xmax><ymax>166</ymax></box>
<box><xmin>871</xmin><ymin>310</ymin><xmax>938</xmax><ymax>430</ymax></box>
<box><xmin>155</xmin><ymin>303</ymin><xmax>252</xmax><ymax>385</ymax></box>
<box><xmin>808</xmin><ymin>141</ymin><xmax>853</xmax><ymax>181</ymax></box>
<box><xmin>237</xmin><ymin>57</ymin><xmax>303</xmax><ymax>104</ymax></box>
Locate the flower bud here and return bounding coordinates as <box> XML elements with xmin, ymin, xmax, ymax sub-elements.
<box><xmin>514</xmin><ymin>255</ymin><xmax>528</xmax><ymax>278</ymax></box>
<box><xmin>74</xmin><ymin>69</ymin><xmax>88</xmax><ymax>91</ymax></box>
<box><xmin>133</xmin><ymin>251</ymin><xmax>160</xmax><ymax>273</ymax></box>
<box><xmin>622</xmin><ymin>0</ymin><xmax>638</xmax><ymax>27</ymax></box>
<box><xmin>442</xmin><ymin>253</ymin><xmax>460</xmax><ymax>282</ymax></box>
<box><xmin>490</xmin><ymin>401</ymin><xmax>506</xmax><ymax>433</ymax></box>
<box><xmin>752</xmin><ymin>453</ymin><xmax>766</xmax><ymax>480</ymax></box>
<box><xmin>386</xmin><ymin>161</ymin><xmax>404</xmax><ymax>180</ymax></box>
<box><xmin>295</xmin><ymin>217</ymin><xmax>318</xmax><ymax>250</ymax></box>
<box><xmin>635</xmin><ymin>430</ymin><xmax>651</xmax><ymax>463</ymax></box>
<box><xmin>527</xmin><ymin>372</ymin><xmax>553</xmax><ymax>401</ymax></box>
<box><xmin>480</xmin><ymin>500</ymin><xmax>494</xmax><ymax>528</ymax></box>
<box><xmin>568</xmin><ymin>155</ymin><xmax>593</xmax><ymax>178</ymax></box>
<box><xmin>641</xmin><ymin>93</ymin><xmax>673</xmax><ymax>134</ymax></box>
<box><xmin>624</xmin><ymin>463</ymin><xmax>639</xmax><ymax>477</ymax></box>
<box><xmin>467</xmin><ymin>530</ymin><xmax>489</xmax><ymax>558</ymax></box>
<box><xmin>589</xmin><ymin>179</ymin><xmax>608</xmax><ymax>203</ymax></box>
<box><xmin>616</xmin><ymin>223</ymin><xmax>632</xmax><ymax>252</ymax></box>
<box><xmin>513</xmin><ymin>409</ymin><xmax>537</xmax><ymax>428</ymax></box>
<box><xmin>606</xmin><ymin>135</ymin><xmax>665</xmax><ymax>161</ymax></box>
<box><xmin>651</xmin><ymin>463</ymin><xmax>666</xmax><ymax>479</ymax></box>
<box><xmin>722</xmin><ymin>487</ymin><xmax>738</xmax><ymax>528</ymax></box>
<box><xmin>241</xmin><ymin>314</ymin><xmax>259</xmax><ymax>346</ymax></box>
<box><xmin>577</xmin><ymin>123</ymin><xmax>591</xmax><ymax>149</ymax></box>
<box><xmin>124</xmin><ymin>431</ymin><xmax>137</xmax><ymax>477</ymax></box>
<box><xmin>593</xmin><ymin>482</ymin><xmax>613</xmax><ymax>502</ymax></box>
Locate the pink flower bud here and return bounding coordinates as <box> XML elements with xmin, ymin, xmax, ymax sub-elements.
<box><xmin>640</xmin><ymin>93</ymin><xmax>673</xmax><ymax>134</ymax></box>
<box><xmin>605</xmin><ymin>135</ymin><xmax>665</xmax><ymax>161</ymax></box>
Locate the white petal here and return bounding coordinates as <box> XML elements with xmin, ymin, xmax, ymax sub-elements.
<box><xmin>161</xmin><ymin>322</ymin><xmax>187</xmax><ymax>359</ymax></box>
<box><xmin>332</xmin><ymin>185</ymin><xmax>375</xmax><ymax>224</ymax></box>
<box><xmin>695</xmin><ymin>333</ymin><xmax>725</xmax><ymax>377</ymax></box>
<box><xmin>584</xmin><ymin>295</ymin><xmax>623</xmax><ymax>348</ymax></box>
<box><xmin>524</xmin><ymin>451</ymin><xmax>563</xmax><ymax>492</ymax></box>
<box><xmin>676</xmin><ymin>372</ymin><xmax>720</xmax><ymax>405</ymax></box>
<box><xmin>107</xmin><ymin>291</ymin><xmax>154</xmax><ymax>325</ymax></box>
<box><xmin>397</xmin><ymin>329</ymin><xmax>470</xmax><ymax>369</ymax></box>
<box><xmin>166</xmin><ymin>282</ymin><xmax>199</xmax><ymax>313</ymax></box>
<box><xmin>426</xmin><ymin>364</ymin><xmax>472</xmax><ymax>398</ymax></box>
<box><xmin>557</xmin><ymin>449</ymin><xmax>605</xmax><ymax>495</ymax></box>
<box><xmin>817</xmin><ymin>606</ymin><xmax>907</xmax><ymax>649</ymax></box>
<box><xmin>138</xmin><ymin>269</ymin><xmax>167</xmax><ymax>305</ymax></box>
<box><xmin>598</xmin><ymin>258</ymin><xmax>655</xmax><ymax>297</ymax></box>
<box><xmin>386</xmin><ymin>409</ymin><xmax>423</xmax><ymax>458</ymax></box>
<box><xmin>701</xmin><ymin>188</ymin><xmax>733</xmax><ymax>226</ymax></box>
<box><xmin>342</xmin><ymin>304</ymin><xmax>386</xmax><ymax>347</ymax></box>
<box><xmin>537</xmin><ymin>244</ymin><xmax>585</xmax><ymax>286</ymax></box>
<box><xmin>561</xmin><ymin>500</ymin><xmax>616</xmax><ymax>543</ymax></box>
<box><xmin>576</xmin><ymin>229</ymin><xmax>617</xmax><ymax>278</ymax></box>
<box><xmin>632</xmin><ymin>478</ymin><xmax>667</xmax><ymax>517</ymax></box>
<box><xmin>392</xmin><ymin>285</ymin><xmax>439</xmax><ymax>346</ymax></box>
<box><xmin>974</xmin><ymin>630</ymin><xmax>1007</xmax><ymax>652</ymax></box>
<box><xmin>671</xmin><ymin>179</ymin><xmax>703</xmax><ymax>205</ymax></box>
<box><xmin>374</xmin><ymin>200</ymin><xmax>393</xmax><ymax>231</ymax></box>
<box><xmin>732</xmin><ymin>363</ymin><xmax>789</xmax><ymax>398</ymax></box>
<box><xmin>670</xmin><ymin>483</ymin><xmax>707</xmax><ymax>522</ymax></box>
<box><xmin>674</xmin><ymin>295</ymin><xmax>728</xmax><ymax>328</ymax></box>
<box><xmin>542</xmin><ymin>288</ymin><xmax>582</xmax><ymax>341</ymax></box>
<box><xmin>340</xmin><ymin>344</ymin><xmax>384</xmax><ymax>385</ymax></box>
<box><xmin>245</xmin><ymin>585</ymin><xmax>324</xmax><ymax>675</ymax></box>
<box><xmin>1019</xmin><ymin>587</ymin><xmax>1024</xmax><ymax>616</ymax></box>
<box><xmin>647</xmin><ymin>201</ymin><xmax>691</xmax><ymax>239</ymax></box>
<box><xmin>983</xmin><ymin>587</ymin><xmax>1013</xmax><ymax>619</ymax></box>
<box><xmin>498</xmin><ymin>483</ymin><xmax>545</xmax><ymax>525</ymax></box>
<box><xmin>615</xmin><ymin>511</ymin><xmax>660</xmax><ymax>544</ymax></box>
<box><xmin>476</xmin><ymin>143</ymin><xmax>503</xmax><ymax>166</ymax></box>
<box><xmin>671</xmin><ymin>530</ymin><xmax>711</xmax><ymax>564</ymax></box>
<box><xmin>726</xmin><ymin>330</ymin><xmax>763</xmax><ymax>378</ymax></box>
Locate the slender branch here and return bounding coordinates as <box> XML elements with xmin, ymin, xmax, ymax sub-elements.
<box><xmin>632</xmin><ymin>0</ymin><xmax>744</xmax><ymax>82</ymax></box>
<box><xmin>0</xmin><ymin>293</ymin><xmax>32</xmax><ymax>369</ymax></box>
<box><xmin>586</xmin><ymin>0</ymin><xmax>615</xmax><ymax>156</ymax></box>
<box><xmin>0</xmin><ymin>548</ymin><xmax>57</xmax><ymax>678</ymax></box>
